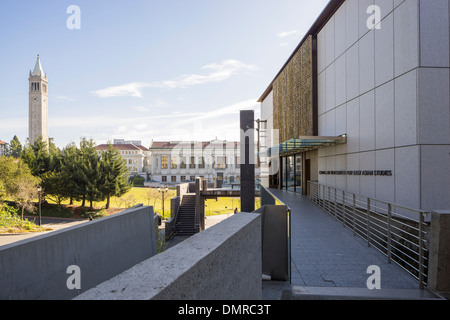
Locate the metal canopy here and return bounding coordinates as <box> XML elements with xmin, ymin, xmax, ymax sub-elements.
<box><xmin>268</xmin><ymin>135</ymin><xmax>347</xmax><ymax>156</ymax></box>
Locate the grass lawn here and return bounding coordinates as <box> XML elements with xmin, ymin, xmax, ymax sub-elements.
<box><xmin>10</xmin><ymin>187</ymin><xmax>262</xmax><ymax>220</ymax></box>
<box><xmin>1</xmin><ymin>188</ymin><xmax>263</xmax><ymax>233</ymax></box>
<box><xmin>205</xmin><ymin>197</ymin><xmax>261</xmax><ymax>216</ymax></box>
<box><xmin>42</xmin><ymin>187</ymin><xmax>177</xmax><ymax>217</ymax></box>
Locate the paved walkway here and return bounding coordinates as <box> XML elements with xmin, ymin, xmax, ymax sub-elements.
<box><xmin>267</xmin><ymin>189</ymin><xmax>425</xmax><ymax>291</ymax></box>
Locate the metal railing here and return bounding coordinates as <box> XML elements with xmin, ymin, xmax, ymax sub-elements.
<box><xmin>307</xmin><ymin>181</ymin><xmax>430</xmax><ymax>289</ymax></box>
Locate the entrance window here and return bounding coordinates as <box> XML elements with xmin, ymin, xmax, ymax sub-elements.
<box><xmin>281</xmin><ymin>154</ymin><xmax>302</xmax><ymax>193</ymax></box>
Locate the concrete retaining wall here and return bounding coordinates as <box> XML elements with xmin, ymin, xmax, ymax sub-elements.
<box><xmin>75</xmin><ymin>212</ymin><xmax>262</xmax><ymax>300</ymax></box>
<box><xmin>0</xmin><ymin>206</ymin><xmax>157</xmax><ymax>300</ymax></box>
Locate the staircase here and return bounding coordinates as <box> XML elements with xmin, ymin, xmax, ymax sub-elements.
<box><xmin>174</xmin><ymin>195</ymin><xmax>198</xmax><ymax>236</ymax></box>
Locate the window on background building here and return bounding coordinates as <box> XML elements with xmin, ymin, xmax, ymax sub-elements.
<box><xmin>171</xmin><ymin>176</ymin><xmax>177</xmax><ymax>182</ymax></box>
<box><xmin>161</xmin><ymin>156</ymin><xmax>168</xmax><ymax>169</ymax></box>
<box><xmin>171</xmin><ymin>156</ymin><xmax>178</xmax><ymax>169</ymax></box>
<box><xmin>215</xmin><ymin>156</ymin><xmax>226</xmax><ymax>169</ymax></box>
<box><xmin>235</xmin><ymin>156</ymin><xmax>241</xmax><ymax>169</ymax></box>
<box><xmin>162</xmin><ymin>176</ymin><xmax>167</xmax><ymax>182</ymax></box>
<box><xmin>199</xmin><ymin>157</ymin><xmax>205</xmax><ymax>169</ymax></box>
<box><xmin>181</xmin><ymin>176</ymin><xmax>186</xmax><ymax>182</ymax></box>
<box><xmin>190</xmin><ymin>176</ymin><xmax>195</xmax><ymax>181</ymax></box>
<box><xmin>190</xmin><ymin>156</ymin><xmax>196</xmax><ymax>169</ymax></box>
<box><xmin>180</xmin><ymin>157</ymin><xmax>187</xmax><ymax>169</ymax></box>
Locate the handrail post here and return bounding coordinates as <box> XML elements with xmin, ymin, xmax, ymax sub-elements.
<box><xmin>328</xmin><ymin>186</ymin><xmax>331</xmax><ymax>214</ymax></box>
<box><xmin>367</xmin><ymin>198</ymin><xmax>371</xmax><ymax>247</ymax></box>
<box><xmin>334</xmin><ymin>188</ymin><xmax>337</xmax><ymax>220</ymax></box>
<box><xmin>419</xmin><ymin>212</ymin><xmax>424</xmax><ymax>289</ymax></box>
<box><xmin>342</xmin><ymin>190</ymin><xmax>346</xmax><ymax>228</ymax></box>
<box><xmin>352</xmin><ymin>194</ymin><xmax>356</xmax><ymax>236</ymax></box>
<box><xmin>387</xmin><ymin>203</ymin><xmax>392</xmax><ymax>264</ymax></box>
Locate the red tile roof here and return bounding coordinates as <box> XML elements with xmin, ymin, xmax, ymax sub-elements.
<box><xmin>0</xmin><ymin>140</ymin><xmax>8</xmax><ymax>145</ymax></box>
<box><xmin>96</xmin><ymin>144</ymin><xmax>150</xmax><ymax>151</ymax></box>
<box><xmin>150</xmin><ymin>141</ymin><xmax>239</xmax><ymax>150</ymax></box>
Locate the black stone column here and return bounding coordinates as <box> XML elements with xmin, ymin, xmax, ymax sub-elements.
<box><xmin>240</xmin><ymin>110</ymin><xmax>255</xmax><ymax>213</ymax></box>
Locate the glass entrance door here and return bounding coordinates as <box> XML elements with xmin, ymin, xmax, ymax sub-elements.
<box><xmin>287</xmin><ymin>156</ymin><xmax>295</xmax><ymax>191</ymax></box>
<box><xmin>295</xmin><ymin>154</ymin><xmax>302</xmax><ymax>193</ymax></box>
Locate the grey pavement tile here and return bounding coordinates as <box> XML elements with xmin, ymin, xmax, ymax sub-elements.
<box><xmin>270</xmin><ymin>189</ymin><xmax>422</xmax><ymax>290</ymax></box>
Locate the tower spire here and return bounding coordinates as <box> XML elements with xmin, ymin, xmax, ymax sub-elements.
<box><xmin>32</xmin><ymin>54</ymin><xmax>44</xmax><ymax>76</ymax></box>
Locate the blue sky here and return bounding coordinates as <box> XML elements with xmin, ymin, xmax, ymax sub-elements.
<box><xmin>0</xmin><ymin>0</ymin><xmax>329</xmax><ymax>148</ymax></box>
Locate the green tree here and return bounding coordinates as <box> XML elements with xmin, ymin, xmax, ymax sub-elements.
<box><xmin>77</xmin><ymin>138</ymin><xmax>104</xmax><ymax>211</ymax></box>
<box><xmin>21</xmin><ymin>136</ymin><xmax>52</xmax><ymax>178</ymax></box>
<box><xmin>101</xmin><ymin>144</ymin><xmax>131</xmax><ymax>209</ymax></box>
<box><xmin>0</xmin><ymin>157</ymin><xmax>40</xmax><ymax>219</ymax></box>
<box><xmin>9</xmin><ymin>135</ymin><xmax>22</xmax><ymax>158</ymax></box>
<box><xmin>21</xmin><ymin>136</ymin><xmax>63</xmax><ymax>206</ymax></box>
<box><xmin>0</xmin><ymin>181</ymin><xmax>6</xmax><ymax>204</ymax></box>
<box><xmin>14</xmin><ymin>176</ymin><xmax>39</xmax><ymax>219</ymax></box>
<box><xmin>60</xmin><ymin>142</ymin><xmax>83</xmax><ymax>205</ymax></box>
<box><xmin>41</xmin><ymin>170</ymin><xmax>71</xmax><ymax>206</ymax></box>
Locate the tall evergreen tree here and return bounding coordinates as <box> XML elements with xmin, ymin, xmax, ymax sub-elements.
<box><xmin>60</xmin><ymin>142</ymin><xmax>82</xmax><ymax>205</ymax></box>
<box><xmin>21</xmin><ymin>136</ymin><xmax>52</xmax><ymax>178</ymax></box>
<box><xmin>78</xmin><ymin>138</ymin><xmax>104</xmax><ymax>211</ymax></box>
<box><xmin>101</xmin><ymin>144</ymin><xmax>131</xmax><ymax>209</ymax></box>
<box><xmin>9</xmin><ymin>136</ymin><xmax>22</xmax><ymax>158</ymax></box>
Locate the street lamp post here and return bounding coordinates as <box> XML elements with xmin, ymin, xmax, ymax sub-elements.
<box><xmin>37</xmin><ymin>186</ymin><xmax>42</xmax><ymax>227</ymax></box>
<box><xmin>158</xmin><ymin>187</ymin><xmax>168</xmax><ymax>218</ymax></box>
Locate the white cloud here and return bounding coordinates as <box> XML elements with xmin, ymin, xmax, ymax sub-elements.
<box><xmin>134</xmin><ymin>106</ymin><xmax>151</xmax><ymax>112</ymax></box>
<box><xmin>278</xmin><ymin>30</ymin><xmax>302</xmax><ymax>38</ymax></box>
<box><xmin>277</xmin><ymin>30</ymin><xmax>306</xmax><ymax>47</ymax></box>
<box><xmin>175</xmin><ymin>99</ymin><xmax>258</xmax><ymax>124</ymax></box>
<box><xmin>47</xmin><ymin>98</ymin><xmax>259</xmax><ymax>146</ymax></box>
<box><xmin>150</xmin><ymin>59</ymin><xmax>258</xmax><ymax>89</ymax></box>
<box><xmin>91</xmin><ymin>82</ymin><xmax>151</xmax><ymax>98</ymax></box>
<box><xmin>92</xmin><ymin>60</ymin><xmax>257</xmax><ymax>98</ymax></box>
<box><xmin>54</xmin><ymin>95</ymin><xmax>75</xmax><ymax>101</ymax></box>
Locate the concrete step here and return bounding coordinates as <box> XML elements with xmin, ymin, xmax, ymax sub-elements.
<box><xmin>174</xmin><ymin>199</ymin><xmax>198</xmax><ymax>236</ymax></box>
<box><xmin>284</xmin><ymin>286</ymin><xmax>445</xmax><ymax>300</ymax></box>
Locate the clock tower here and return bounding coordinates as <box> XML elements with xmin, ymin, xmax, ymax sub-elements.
<box><xmin>29</xmin><ymin>55</ymin><xmax>49</xmax><ymax>146</ymax></box>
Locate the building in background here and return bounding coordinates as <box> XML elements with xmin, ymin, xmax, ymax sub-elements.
<box><xmin>148</xmin><ymin>139</ymin><xmax>254</xmax><ymax>186</ymax></box>
<box><xmin>0</xmin><ymin>140</ymin><xmax>8</xmax><ymax>156</ymax></box>
<box><xmin>29</xmin><ymin>55</ymin><xmax>49</xmax><ymax>146</ymax></box>
<box><xmin>113</xmin><ymin>139</ymin><xmax>143</xmax><ymax>146</ymax></box>
<box><xmin>258</xmin><ymin>0</ymin><xmax>450</xmax><ymax>214</ymax></box>
<box><xmin>96</xmin><ymin>138</ymin><xmax>262</xmax><ymax>186</ymax></box>
<box><xmin>96</xmin><ymin>142</ymin><xmax>151</xmax><ymax>178</ymax></box>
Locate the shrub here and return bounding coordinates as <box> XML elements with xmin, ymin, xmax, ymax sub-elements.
<box><xmin>129</xmin><ymin>175</ymin><xmax>145</xmax><ymax>187</ymax></box>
